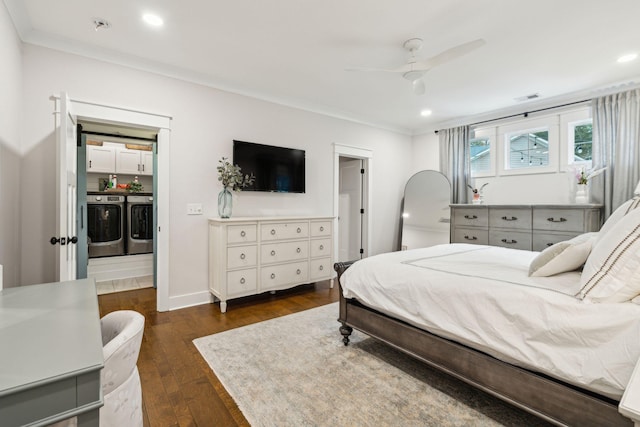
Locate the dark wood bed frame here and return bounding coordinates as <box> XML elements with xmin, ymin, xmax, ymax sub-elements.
<box><xmin>334</xmin><ymin>261</ymin><xmax>632</xmax><ymax>427</ymax></box>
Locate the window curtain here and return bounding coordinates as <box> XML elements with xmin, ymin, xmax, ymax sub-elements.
<box><xmin>591</xmin><ymin>89</ymin><xmax>640</xmax><ymax>218</ymax></box>
<box><xmin>439</xmin><ymin>125</ymin><xmax>470</xmax><ymax>204</ymax></box>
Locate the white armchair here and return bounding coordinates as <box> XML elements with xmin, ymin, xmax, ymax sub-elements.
<box><xmin>100</xmin><ymin>310</ymin><xmax>145</xmax><ymax>427</ymax></box>
<box><xmin>49</xmin><ymin>310</ymin><xmax>145</xmax><ymax>427</ymax></box>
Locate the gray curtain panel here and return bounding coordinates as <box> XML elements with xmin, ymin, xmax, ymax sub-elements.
<box><xmin>439</xmin><ymin>125</ymin><xmax>470</xmax><ymax>204</ymax></box>
<box><xmin>591</xmin><ymin>89</ymin><xmax>640</xmax><ymax>218</ymax></box>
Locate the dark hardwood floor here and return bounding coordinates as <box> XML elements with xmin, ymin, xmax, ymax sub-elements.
<box><xmin>98</xmin><ymin>280</ymin><xmax>339</xmax><ymax>427</ymax></box>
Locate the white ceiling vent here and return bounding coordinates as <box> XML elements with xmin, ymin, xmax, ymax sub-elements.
<box><xmin>514</xmin><ymin>93</ymin><xmax>540</xmax><ymax>102</ymax></box>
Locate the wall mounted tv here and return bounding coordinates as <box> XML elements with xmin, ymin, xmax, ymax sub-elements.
<box><xmin>233</xmin><ymin>140</ymin><xmax>306</xmax><ymax>193</ymax></box>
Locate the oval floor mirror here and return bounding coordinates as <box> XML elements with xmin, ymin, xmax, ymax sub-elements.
<box><xmin>400</xmin><ymin>170</ymin><xmax>451</xmax><ymax>250</ymax></box>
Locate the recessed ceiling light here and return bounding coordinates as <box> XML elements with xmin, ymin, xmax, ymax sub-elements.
<box><xmin>617</xmin><ymin>53</ymin><xmax>638</xmax><ymax>63</ymax></box>
<box><xmin>143</xmin><ymin>13</ymin><xmax>164</xmax><ymax>27</ymax></box>
<box><xmin>420</xmin><ymin>110</ymin><xmax>432</xmax><ymax>117</ymax></box>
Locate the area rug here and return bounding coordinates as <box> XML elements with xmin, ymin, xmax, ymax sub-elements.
<box><xmin>193</xmin><ymin>303</ymin><xmax>550</xmax><ymax>426</ymax></box>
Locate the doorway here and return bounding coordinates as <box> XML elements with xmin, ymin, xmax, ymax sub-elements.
<box><xmin>68</xmin><ymin>97</ymin><xmax>171</xmax><ymax>311</ymax></box>
<box><xmin>78</xmin><ymin>122</ymin><xmax>157</xmax><ymax>295</ymax></box>
<box><xmin>333</xmin><ymin>144</ymin><xmax>372</xmax><ymax>263</ymax></box>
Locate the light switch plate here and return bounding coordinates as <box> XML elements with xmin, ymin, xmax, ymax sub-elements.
<box><xmin>187</xmin><ymin>203</ymin><xmax>203</xmax><ymax>215</ymax></box>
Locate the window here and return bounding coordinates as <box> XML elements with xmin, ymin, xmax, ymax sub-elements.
<box><xmin>569</xmin><ymin>119</ymin><xmax>592</xmax><ymax>167</ymax></box>
<box><xmin>470</xmin><ymin>137</ymin><xmax>491</xmax><ymax>175</ymax></box>
<box><xmin>506</xmin><ymin>128</ymin><xmax>549</xmax><ymax>169</ymax></box>
<box><xmin>469</xmin><ymin>127</ymin><xmax>496</xmax><ymax>177</ymax></box>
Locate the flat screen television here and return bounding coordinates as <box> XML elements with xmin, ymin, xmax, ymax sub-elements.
<box><xmin>233</xmin><ymin>140</ymin><xmax>305</xmax><ymax>193</ymax></box>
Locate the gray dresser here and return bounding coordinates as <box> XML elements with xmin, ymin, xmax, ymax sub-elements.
<box><xmin>450</xmin><ymin>204</ymin><xmax>602</xmax><ymax>251</ymax></box>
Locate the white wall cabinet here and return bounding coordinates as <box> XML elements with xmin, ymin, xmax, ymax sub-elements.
<box><xmin>86</xmin><ymin>145</ymin><xmax>116</xmax><ymax>173</ymax></box>
<box><xmin>141</xmin><ymin>151</ymin><xmax>153</xmax><ymax>176</ymax></box>
<box><xmin>116</xmin><ymin>148</ymin><xmax>153</xmax><ymax>176</ymax></box>
<box><xmin>208</xmin><ymin>216</ymin><xmax>334</xmax><ymax>313</ymax></box>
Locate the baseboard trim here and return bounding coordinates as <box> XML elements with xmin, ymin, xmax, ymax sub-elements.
<box><xmin>169</xmin><ymin>290</ymin><xmax>213</xmax><ymax>311</ymax></box>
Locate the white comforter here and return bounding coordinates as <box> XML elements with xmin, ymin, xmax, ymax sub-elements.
<box><xmin>340</xmin><ymin>244</ymin><xmax>640</xmax><ymax>399</ymax></box>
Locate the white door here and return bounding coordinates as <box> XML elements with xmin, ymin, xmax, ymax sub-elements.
<box><xmin>339</xmin><ymin>158</ymin><xmax>362</xmax><ymax>261</ymax></box>
<box><xmin>55</xmin><ymin>92</ymin><xmax>78</xmax><ymax>281</ymax></box>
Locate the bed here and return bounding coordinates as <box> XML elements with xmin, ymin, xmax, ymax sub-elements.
<box><xmin>334</xmin><ymin>198</ymin><xmax>640</xmax><ymax>426</ymax></box>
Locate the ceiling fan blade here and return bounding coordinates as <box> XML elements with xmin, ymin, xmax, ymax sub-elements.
<box><xmin>413</xmin><ymin>38</ymin><xmax>486</xmax><ymax>70</ymax></box>
<box><xmin>344</xmin><ymin>63</ymin><xmax>412</xmax><ymax>73</ymax></box>
<box><xmin>413</xmin><ymin>78</ymin><xmax>425</xmax><ymax>95</ymax></box>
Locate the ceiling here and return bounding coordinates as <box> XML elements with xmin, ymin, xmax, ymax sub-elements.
<box><xmin>5</xmin><ymin>0</ymin><xmax>640</xmax><ymax>134</ymax></box>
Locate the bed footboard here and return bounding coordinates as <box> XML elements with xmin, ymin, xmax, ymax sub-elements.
<box><xmin>333</xmin><ymin>261</ymin><xmax>631</xmax><ymax>427</ymax></box>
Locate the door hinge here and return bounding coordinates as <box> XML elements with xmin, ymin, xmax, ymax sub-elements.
<box><xmin>360</xmin><ymin>208</ymin><xmax>365</xmax><ymax>214</ymax></box>
<box><xmin>77</xmin><ymin>124</ymin><xmax>83</xmax><ymax>147</ymax></box>
<box><xmin>360</xmin><ymin>168</ymin><xmax>365</xmax><ymax>174</ymax></box>
<box><xmin>359</xmin><ymin>248</ymin><xmax>364</xmax><ymax>254</ymax></box>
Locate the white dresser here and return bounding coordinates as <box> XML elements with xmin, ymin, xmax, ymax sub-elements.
<box><xmin>450</xmin><ymin>204</ymin><xmax>602</xmax><ymax>251</ymax></box>
<box><xmin>208</xmin><ymin>216</ymin><xmax>334</xmax><ymax>312</ymax></box>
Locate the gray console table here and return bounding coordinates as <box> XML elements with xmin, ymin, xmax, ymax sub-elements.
<box><xmin>0</xmin><ymin>278</ymin><xmax>104</xmax><ymax>427</ymax></box>
<box><xmin>450</xmin><ymin>204</ymin><xmax>603</xmax><ymax>251</ymax></box>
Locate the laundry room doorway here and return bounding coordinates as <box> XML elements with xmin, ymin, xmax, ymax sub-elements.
<box><xmin>78</xmin><ymin>122</ymin><xmax>158</xmax><ymax>296</ymax></box>
<box><xmin>60</xmin><ymin>95</ymin><xmax>172</xmax><ymax>311</ymax></box>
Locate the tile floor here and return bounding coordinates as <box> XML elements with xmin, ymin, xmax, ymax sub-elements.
<box><xmin>96</xmin><ymin>275</ymin><xmax>154</xmax><ymax>295</ymax></box>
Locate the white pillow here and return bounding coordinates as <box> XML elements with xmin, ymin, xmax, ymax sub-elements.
<box><xmin>528</xmin><ymin>233</ymin><xmax>597</xmax><ymax>277</ymax></box>
<box><xmin>598</xmin><ymin>197</ymin><xmax>640</xmax><ymax>238</ymax></box>
<box><xmin>577</xmin><ymin>207</ymin><xmax>640</xmax><ymax>302</ymax></box>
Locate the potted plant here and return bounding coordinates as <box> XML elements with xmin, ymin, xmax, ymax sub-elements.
<box><xmin>573</xmin><ymin>166</ymin><xmax>606</xmax><ymax>204</ymax></box>
<box><xmin>217</xmin><ymin>157</ymin><xmax>254</xmax><ymax>218</ymax></box>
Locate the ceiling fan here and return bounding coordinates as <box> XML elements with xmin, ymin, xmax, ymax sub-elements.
<box><xmin>346</xmin><ymin>38</ymin><xmax>485</xmax><ymax>95</ymax></box>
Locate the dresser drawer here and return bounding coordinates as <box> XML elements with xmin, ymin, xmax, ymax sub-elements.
<box><xmin>310</xmin><ymin>238</ymin><xmax>331</xmax><ymax>257</ymax></box>
<box><xmin>532</xmin><ymin>232</ymin><xmax>581</xmax><ymax>252</ymax></box>
<box><xmin>451</xmin><ymin>227</ymin><xmax>489</xmax><ymax>245</ymax></box>
<box><xmin>311</xmin><ymin>221</ymin><xmax>332</xmax><ymax>237</ymax></box>
<box><xmin>489</xmin><ymin>208</ymin><xmax>532</xmax><ymax>230</ymax></box>
<box><xmin>227</xmin><ymin>245</ymin><xmax>257</xmax><ymax>269</ymax></box>
<box><xmin>310</xmin><ymin>257</ymin><xmax>332</xmax><ymax>281</ymax></box>
<box><xmin>227</xmin><ymin>268</ymin><xmax>257</xmax><ymax>297</ymax></box>
<box><xmin>533</xmin><ymin>209</ymin><xmax>586</xmax><ymax>233</ymax></box>
<box><xmin>261</xmin><ymin>222</ymin><xmax>309</xmax><ymax>241</ymax></box>
<box><xmin>261</xmin><ymin>241</ymin><xmax>309</xmax><ymax>264</ymax></box>
<box><xmin>452</xmin><ymin>207</ymin><xmax>488</xmax><ymax>228</ymax></box>
<box><xmin>261</xmin><ymin>261</ymin><xmax>309</xmax><ymax>290</ymax></box>
<box><xmin>227</xmin><ymin>224</ymin><xmax>257</xmax><ymax>244</ymax></box>
<box><xmin>489</xmin><ymin>230</ymin><xmax>532</xmax><ymax>250</ymax></box>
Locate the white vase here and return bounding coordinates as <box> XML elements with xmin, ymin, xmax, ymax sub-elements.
<box><xmin>575</xmin><ymin>183</ymin><xmax>588</xmax><ymax>204</ymax></box>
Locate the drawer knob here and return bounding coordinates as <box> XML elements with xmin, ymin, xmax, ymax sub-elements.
<box><xmin>296</xmin><ymin>269</ymin><xmax>301</xmax><ymax>275</ymax></box>
<box><xmin>240</xmin><ymin>253</ymin><xmax>246</xmax><ymax>260</ymax></box>
<box><xmin>240</xmin><ymin>230</ymin><xmax>246</xmax><ymax>237</ymax></box>
<box><xmin>296</xmin><ymin>247</ymin><xmax>301</xmax><ymax>253</ymax></box>
<box><xmin>271</xmin><ymin>250</ymin><xmax>276</xmax><ymax>256</ymax></box>
<box><xmin>319</xmin><ymin>265</ymin><xmax>324</xmax><ymax>271</ymax></box>
<box><xmin>501</xmin><ymin>216</ymin><xmax>517</xmax><ymax>221</ymax></box>
<box><xmin>271</xmin><ymin>229</ymin><xmax>276</xmax><ymax>235</ymax></box>
<box><xmin>464</xmin><ymin>215</ymin><xmax>478</xmax><ymax>220</ymax></box>
<box><xmin>319</xmin><ymin>226</ymin><xmax>324</xmax><ymax>232</ymax></box>
<box><xmin>464</xmin><ymin>235</ymin><xmax>477</xmax><ymax>241</ymax></box>
<box><xmin>297</xmin><ymin>227</ymin><xmax>301</xmax><ymax>233</ymax></box>
<box><xmin>319</xmin><ymin>244</ymin><xmax>324</xmax><ymax>250</ymax></box>
<box><xmin>547</xmin><ymin>217</ymin><xmax>567</xmax><ymax>223</ymax></box>
<box><xmin>240</xmin><ymin>277</ymin><xmax>246</xmax><ymax>284</ymax></box>
<box><xmin>501</xmin><ymin>239</ymin><xmax>517</xmax><ymax>244</ymax></box>
<box><xmin>270</xmin><ymin>273</ymin><xmax>276</xmax><ymax>279</ymax></box>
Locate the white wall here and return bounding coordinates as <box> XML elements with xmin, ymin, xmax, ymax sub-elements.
<box><xmin>0</xmin><ymin>1</ymin><xmax>22</xmax><ymax>288</ymax></box>
<box><xmin>411</xmin><ymin>132</ymin><xmax>440</xmax><ymax>175</ymax></box>
<box><xmin>20</xmin><ymin>45</ymin><xmax>412</xmax><ymax>302</ymax></box>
